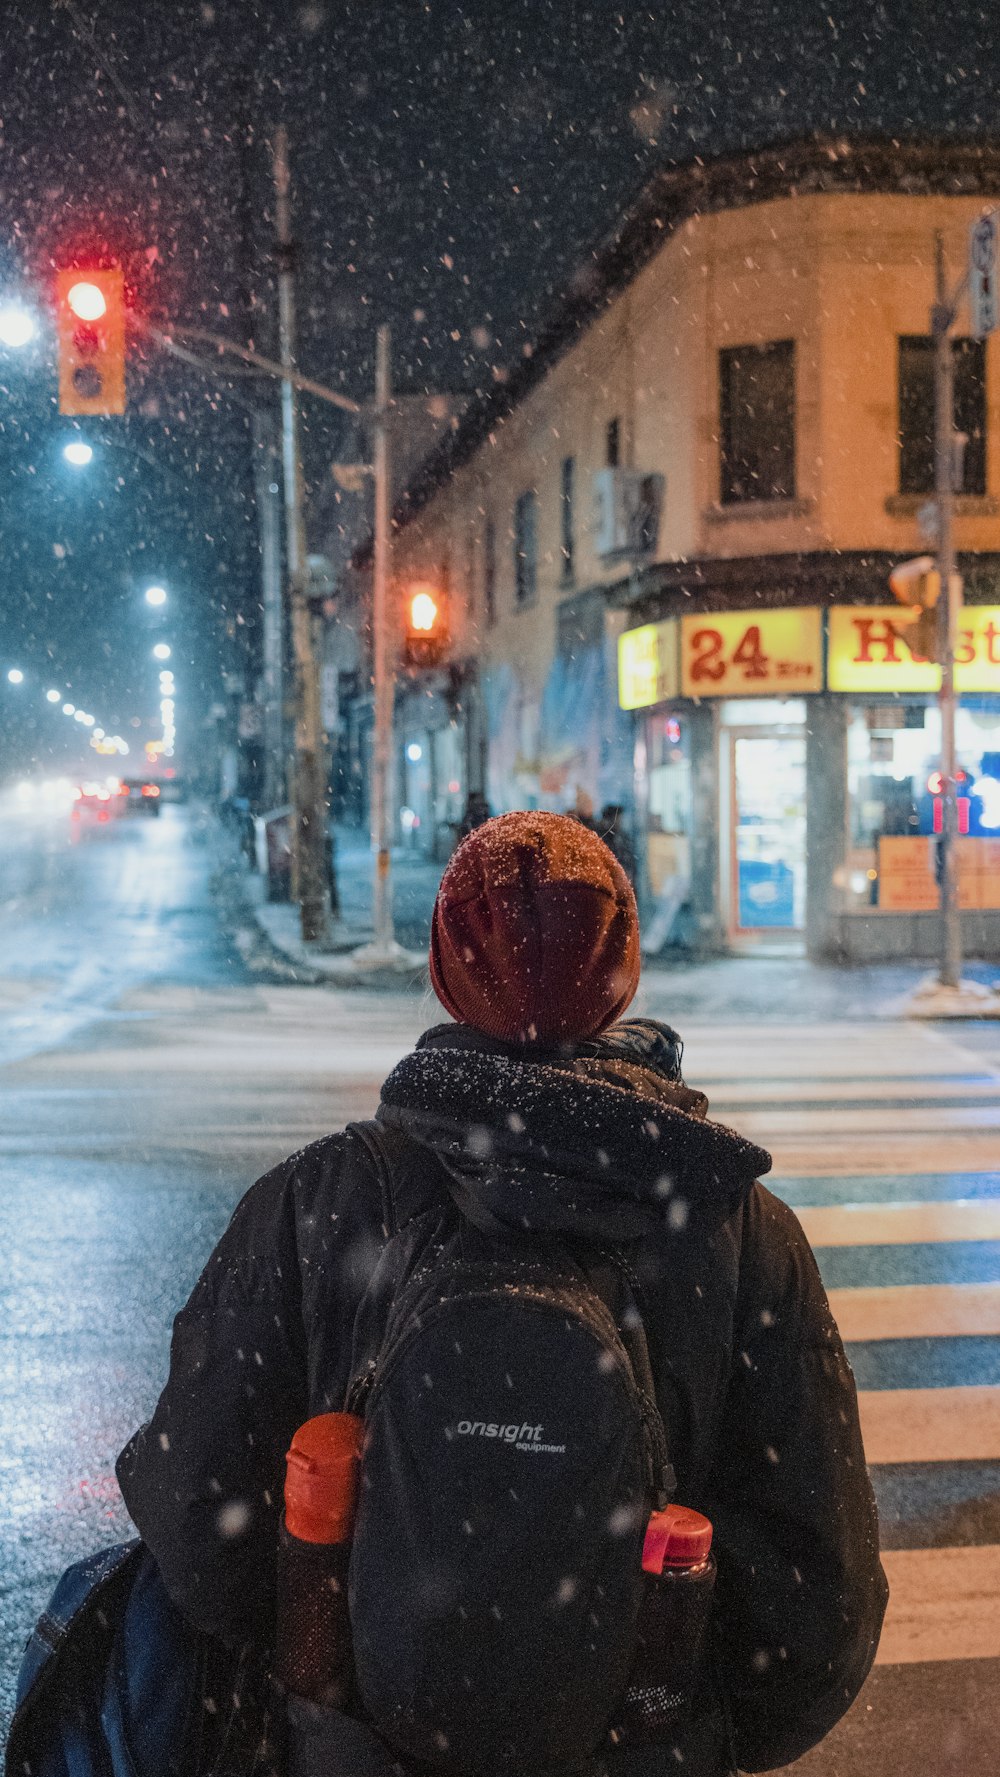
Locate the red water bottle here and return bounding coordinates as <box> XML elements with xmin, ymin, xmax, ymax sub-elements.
<box><xmin>275</xmin><ymin>1412</ymin><xmax>364</xmax><ymax>1707</ymax></box>
<box><xmin>623</xmin><ymin>1504</ymin><xmax>716</xmax><ymax>1738</ymax></box>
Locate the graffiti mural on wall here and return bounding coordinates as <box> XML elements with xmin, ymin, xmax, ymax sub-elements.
<box><xmin>483</xmin><ymin>641</ymin><xmax>633</xmax><ymax>817</ymax></box>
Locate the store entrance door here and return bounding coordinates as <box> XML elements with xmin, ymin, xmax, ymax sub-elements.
<box><xmin>727</xmin><ymin>730</ymin><xmax>807</xmax><ymax>937</ymax></box>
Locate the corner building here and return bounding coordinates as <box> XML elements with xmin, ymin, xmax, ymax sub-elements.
<box><xmin>390</xmin><ymin>137</ymin><xmax>1000</xmax><ymax>959</ymax></box>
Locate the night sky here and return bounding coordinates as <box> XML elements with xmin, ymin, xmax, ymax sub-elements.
<box><xmin>2</xmin><ymin>0</ymin><xmax>999</xmax><ymax>772</ymax></box>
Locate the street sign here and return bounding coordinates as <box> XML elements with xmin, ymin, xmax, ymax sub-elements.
<box><xmin>916</xmin><ymin>500</ymin><xmax>940</xmax><ymax>546</ymax></box>
<box><xmin>969</xmin><ymin>211</ymin><xmax>999</xmax><ymax>338</ymax></box>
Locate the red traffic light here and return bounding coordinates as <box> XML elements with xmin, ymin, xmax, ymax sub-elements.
<box><xmin>55</xmin><ymin>266</ymin><xmax>126</xmax><ymax>416</ymax></box>
<box><xmin>67</xmin><ymin>281</ymin><xmax>108</xmax><ymax>322</ymax></box>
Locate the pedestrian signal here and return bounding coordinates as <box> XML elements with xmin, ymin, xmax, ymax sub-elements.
<box><xmin>56</xmin><ymin>267</ymin><xmax>126</xmax><ymax>416</ymax></box>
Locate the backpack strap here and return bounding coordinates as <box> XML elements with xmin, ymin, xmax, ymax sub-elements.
<box><xmin>348</xmin><ymin>1117</ymin><xmax>444</xmax><ymax>1238</ymax></box>
<box><xmin>593</xmin><ymin>1244</ymin><xmax>676</xmax><ymax>1507</ymax></box>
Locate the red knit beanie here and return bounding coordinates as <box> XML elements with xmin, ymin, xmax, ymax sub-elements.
<box><xmin>429</xmin><ymin>811</ymin><xmax>640</xmax><ymax>1044</ymax></box>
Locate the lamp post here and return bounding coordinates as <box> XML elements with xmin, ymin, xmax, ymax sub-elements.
<box><xmin>371</xmin><ymin>323</ymin><xmax>394</xmax><ymax>956</ymax></box>
<box><xmin>273</xmin><ymin>124</ymin><xmax>329</xmax><ymax>946</ymax></box>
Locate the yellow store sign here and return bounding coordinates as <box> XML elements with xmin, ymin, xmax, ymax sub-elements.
<box><xmin>679</xmin><ymin>608</ymin><xmax>823</xmax><ymax>697</ymax></box>
<box><xmin>618</xmin><ymin>619</ymin><xmax>678</xmax><ymax>710</ymax></box>
<box><xmin>829</xmin><ymin>605</ymin><xmax>1000</xmax><ymax>694</ymax></box>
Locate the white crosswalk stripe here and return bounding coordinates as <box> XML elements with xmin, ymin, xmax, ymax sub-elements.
<box><xmin>879</xmin><ymin>1546</ymin><xmax>1000</xmax><ymax>1664</ymax></box>
<box><xmin>801</xmin><ymin>1200</ymin><xmax>1000</xmax><ymax>1245</ymax></box>
<box><xmin>682</xmin><ymin>1018</ymin><xmax>1000</xmax><ymax>1683</ymax></box>
<box><xmin>859</xmin><ymin>1385</ymin><xmax>1000</xmax><ymax>1465</ymax></box>
<box><xmin>830</xmin><ymin>1281</ymin><xmax>1000</xmax><ymax>1340</ymax></box>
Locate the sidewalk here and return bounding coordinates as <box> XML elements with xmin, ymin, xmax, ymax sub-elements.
<box><xmin>233</xmin><ymin>824</ymin><xmax>439</xmax><ymax>986</ymax></box>
<box><xmin>230</xmin><ymin>822</ymin><xmax>1000</xmax><ymax>1016</ymax></box>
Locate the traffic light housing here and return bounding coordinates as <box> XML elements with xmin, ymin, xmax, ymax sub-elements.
<box><xmin>403</xmin><ymin>583</ymin><xmax>448</xmax><ymax>668</ymax></box>
<box><xmin>55</xmin><ymin>267</ymin><xmax>126</xmax><ymax>416</ymax></box>
<box><xmin>888</xmin><ymin>554</ymin><xmax>941</xmax><ymax>664</ymax></box>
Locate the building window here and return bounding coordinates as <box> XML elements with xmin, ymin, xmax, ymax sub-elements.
<box><xmin>606</xmin><ymin>417</ymin><xmax>621</xmax><ymax>468</ymax></box>
<box><xmin>719</xmin><ymin>340</ymin><xmax>796</xmax><ymax>504</ymax></box>
<box><xmin>483</xmin><ymin>517</ymin><xmax>496</xmax><ymax>627</ymax></box>
<box><xmin>514</xmin><ymin>490</ymin><xmax>537</xmax><ymax>608</ymax></box>
<box><xmin>560</xmin><ymin>456</ymin><xmax>575</xmax><ymax>583</ymax></box>
<box><xmin>898</xmin><ymin>336</ymin><xmax>986</xmax><ymax>496</ymax></box>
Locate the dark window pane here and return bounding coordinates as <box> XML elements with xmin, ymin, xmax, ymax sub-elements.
<box><xmin>898</xmin><ymin>336</ymin><xmax>986</xmax><ymax>496</ymax></box>
<box><xmin>956</xmin><ymin>340</ymin><xmax>987</xmax><ymax>495</ymax></box>
<box><xmin>719</xmin><ymin>341</ymin><xmax>796</xmax><ymax>503</ymax></box>
<box><xmin>514</xmin><ymin>491</ymin><xmax>537</xmax><ymax>607</ymax></box>
<box><xmin>560</xmin><ymin>456</ymin><xmax>575</xmax><ymax>582</ymax></box>
<box><xmin>606</xmin><ymin>417</ymin><xmax>620</xmax><ymax>467</ymax></box>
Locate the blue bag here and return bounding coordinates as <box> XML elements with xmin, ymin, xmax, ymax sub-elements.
<box><xmin>5</xmin><ymin>1541</ymin><xmax>281</xmax><ymax>1777</ymax></box>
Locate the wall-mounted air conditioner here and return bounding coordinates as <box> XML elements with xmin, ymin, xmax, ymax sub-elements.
<box><xmin>593</xmin><ymin>468</ymin><xmax>664</xmax><ymax>561</ymax></box>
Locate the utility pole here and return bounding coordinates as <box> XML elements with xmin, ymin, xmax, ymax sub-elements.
<box><xmin>273</xmin><ymin>125</ymin><xmax>328</xmax><ymax>943</ymax></box>
<box><xmin>932</xmin><ymin>233</ymin><xmax>962</xmax><ymax>990</ymax></box>
<box><xmin>234</xmin><ymin>93</ymin><xmax>285</xmax><ymax>811</ymax></box>
<box><xmin>254</xmin><ymin>412</ymin><xmax>285</xmax><ymax>809</ymax></box>
<box><xmin>372</xmin><ymin>324</ymin><xmax>394</xmax><ymax>952</ymax></box>
<box><xmin>351</xmin><ymin>324</ymin><xmax>412</xmax><ymax>967</ymax></box>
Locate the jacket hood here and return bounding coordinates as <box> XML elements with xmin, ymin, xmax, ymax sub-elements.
<box><xmin>377</xmin><ymin>1024</ymin><xmax>771</xmax><ymax>1242</ymax></box>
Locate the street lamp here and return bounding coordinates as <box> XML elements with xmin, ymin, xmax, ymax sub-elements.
<box><xmin>7</xmin><ymin>668</ymin><xmax>24</xmax><ymax>685</ymax></box>
<box><xmin>62</xmin><ymin>703</ymin><xmax>75</xmax><ymax>715</ymax></box>
<box><xmin>0</xmin><ymin>305</ymin><xmax>36</xmax><ymax>349</ymax></box>
<box><xmin>63</xmin><ymin>441</ymin><xmax>94</xmax><ymax>467</ymax></box>
<box><xmin>152</xmin><ymin>643</ymin><xmax>171</xmax><ymax>661</ymax></box>
<box><xmin>46</xmin><ymin>688</ymin><xmax>61</xmax><ymax>702</ymax></box>
<box><xmin>145</xmin><ymin>585</ymin><xmax>168</xmax><ymax>607</ymax></box>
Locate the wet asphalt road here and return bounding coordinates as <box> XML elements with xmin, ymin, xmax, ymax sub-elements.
<box><xmin>2</xmin><ymin>793</ymin><xmax>999</xmax><ymax>1773</ymax></box>
<box><xmin>0</xmin><ymin>794</ymin><xmax>431</xmax><ymax>1737</ymax></box>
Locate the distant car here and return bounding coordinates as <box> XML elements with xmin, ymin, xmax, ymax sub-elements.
<box><xmin>71</xmin><ymin>781</ymin><xmax>116</xmax><ymax>822</ymax></box>
<box><xmin>117</xmin><ymin>778</ymin><xmax>162</xmax><ymax>816</ymax></box>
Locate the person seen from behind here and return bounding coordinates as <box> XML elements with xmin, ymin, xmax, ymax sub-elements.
<box><xmin>116</xmin><ymin>811</ymin><xmax>887</xmax><ymax>1776</ymax></box>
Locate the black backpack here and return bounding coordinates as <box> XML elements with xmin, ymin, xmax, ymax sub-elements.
<box><xmin>345</xmin><ymin>1123</ymin><xmax>674</xmax><ymax>1777</ymax></box>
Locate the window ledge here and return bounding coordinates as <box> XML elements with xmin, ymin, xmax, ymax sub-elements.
<box><xmin>704</xmin><ymin>497</ymin><xmax>814</xmax><ymax>524</ymax></box>
<box><xmin>885</xmin><ymin>493</ymin><xmax>999</xmax><ymax>518</ymax></box>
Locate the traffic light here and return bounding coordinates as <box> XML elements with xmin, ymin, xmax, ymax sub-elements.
<box><xmin>403</xmin><ymin>582</ymin><xmax>448</xmax><ymax>668</ymax></box>
<box><xmin>55</xmin><ymin>267</ymin><xmax>126</xmax><ymax>416</ymax></box>
<box><xmin>888</xmin><ymin>554</ymin><xmax>941</xmax><ymax>664</ymax></box>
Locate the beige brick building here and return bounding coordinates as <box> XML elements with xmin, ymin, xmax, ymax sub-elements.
<box><xmin>385</xmin><ymin>136</ymin><xmax>1000</xmax><ymax>959</ymax></box>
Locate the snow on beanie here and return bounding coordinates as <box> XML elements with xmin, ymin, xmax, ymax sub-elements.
<box><xmin>429</xmin><ymin>810</ymin><xmax>640</xmax><ymax>1044</ymax></box>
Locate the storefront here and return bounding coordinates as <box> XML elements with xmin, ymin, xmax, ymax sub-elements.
<box><xmin>619</xmin><ymin>604</ymin><xmax>1000</xmax><ymax>958</ymax></box>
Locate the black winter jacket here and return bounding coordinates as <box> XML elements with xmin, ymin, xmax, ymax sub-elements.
<box><xmin>117</xmin><ymin>1024</ymin><xmax>887</xmax><ymax>1775</ymax></box>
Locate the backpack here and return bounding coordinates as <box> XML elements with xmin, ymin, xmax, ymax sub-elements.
<box><xmin>5</xmin><ymin>1540</ymin><xmax>283</xmax><ymax>1777</ymax></box>
<box><xmin>345</xmin><ymin>1123</ymin><xmax>675</xmax><ymax>1777</ymax></box>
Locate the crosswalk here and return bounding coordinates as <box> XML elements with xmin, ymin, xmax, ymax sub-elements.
<box><xmin>681</xmin><ymin>1021</ymin><xmax>1000</xmax><ymax>1705</ymax></box>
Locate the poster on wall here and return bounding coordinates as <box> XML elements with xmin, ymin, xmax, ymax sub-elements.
<box><xmin>877</xmin><ymin>835</ymin><xmax>1000</xmax><ymax>910</ymax></box>
<box><xmin>679</xmin><ymin>608</ymin><xmax>823</xmax><ymax>697</ymax></box>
